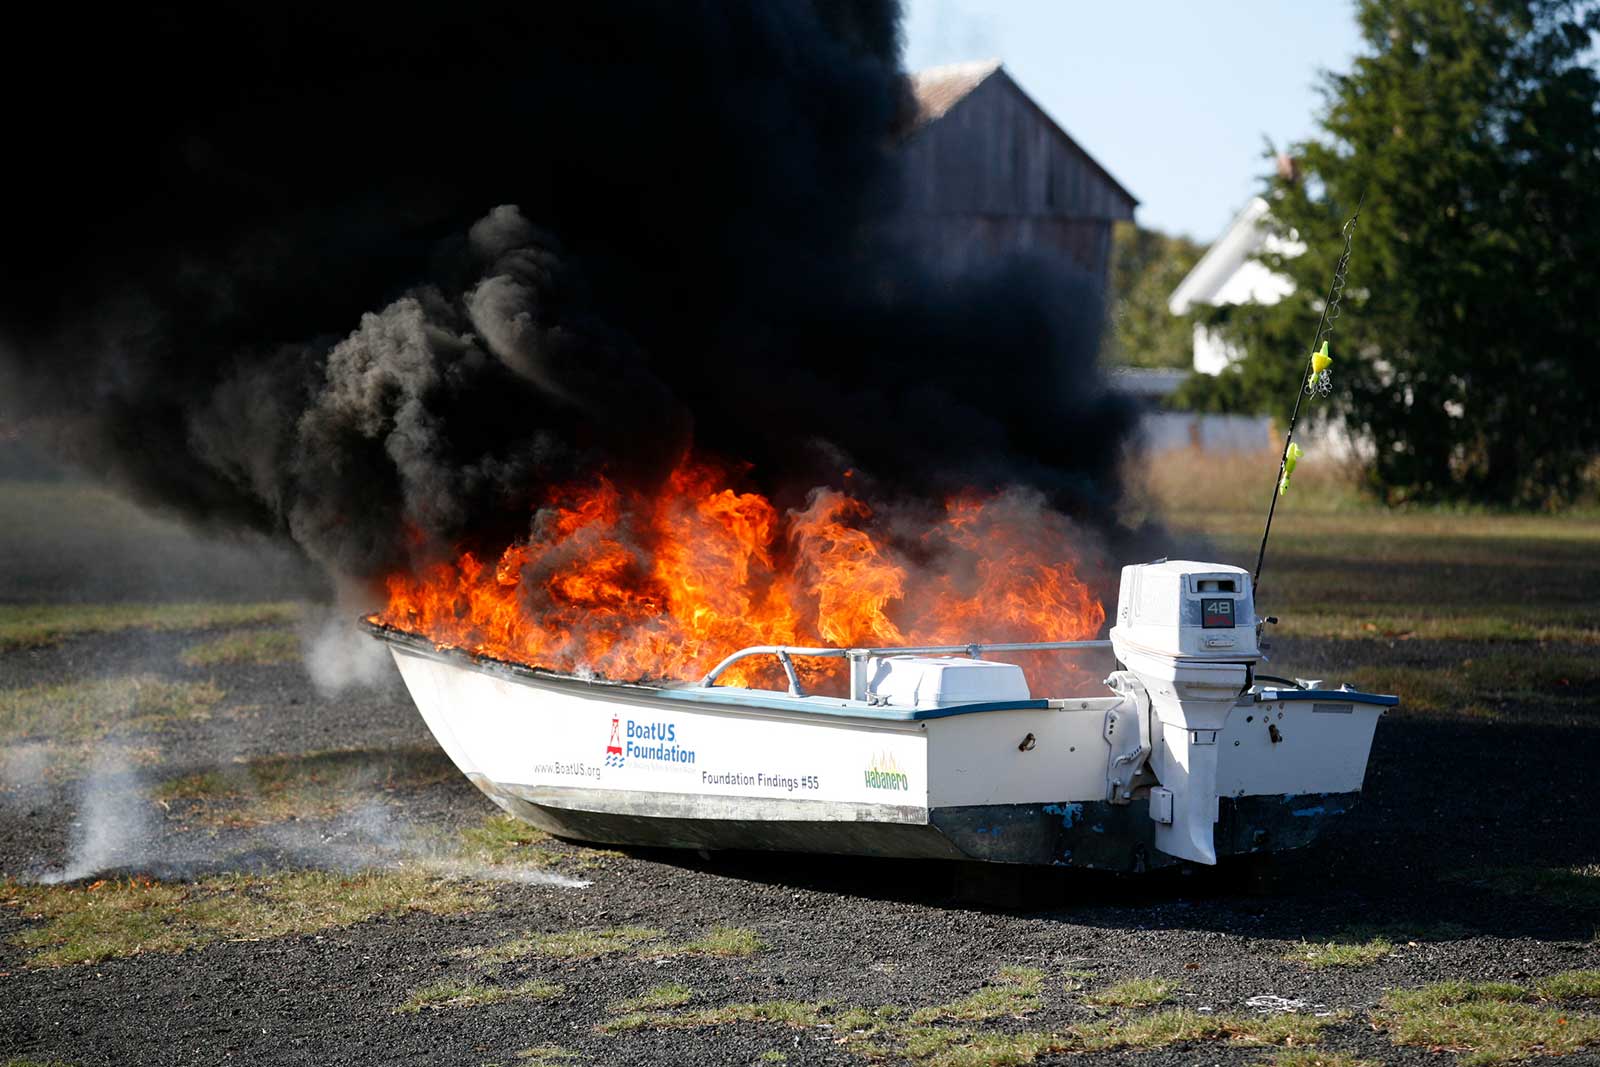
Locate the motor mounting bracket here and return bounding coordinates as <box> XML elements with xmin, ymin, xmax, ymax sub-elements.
<box><xmin>1102</xmin><ymin>671</ymin><xmax>1153</xmax><ymax>805</ymax></box>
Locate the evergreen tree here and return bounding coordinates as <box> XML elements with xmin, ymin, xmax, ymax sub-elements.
<box><xmin>1184</xmin><ymin>0</ymin><xmax>1600</xmax><ymax>506</ymax></box>
<box><xmin>1104</xmin><ymin>223</ymin><xmax>1204</xmax><ymax>369</ymax></box>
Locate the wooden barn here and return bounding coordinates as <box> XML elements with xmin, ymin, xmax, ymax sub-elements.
<box><xmin>902</xmin><ymin>60</ymin><xmax>1137</xmax><ymax>290</ymax></box>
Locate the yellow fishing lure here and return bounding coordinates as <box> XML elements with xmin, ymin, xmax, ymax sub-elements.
<box><xmin>1307</xmin><ymin>341</ymin><xmax>1333</xmax><ymax>396</ymax></box>
<box><xmin>1278</xmin><ymin>442</ymin><xmax>1303</xmax><ymax>497</ymax></box>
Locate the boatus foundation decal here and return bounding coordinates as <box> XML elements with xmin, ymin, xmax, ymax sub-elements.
<box><xmin>603</xmin><ymin>713</ymin><xmax>697</xmax><ymax>769</ymax></box>
<box><xmin>493</xmin><ymin>691</ymin><xmax>929</xmax><ymax>805</ymax></box>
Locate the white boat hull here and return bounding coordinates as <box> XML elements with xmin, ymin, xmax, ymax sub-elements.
<box><xmin>374</xmin><ymin>624</ymin><xmax>1391</xmax><ymax>871</ymax></box>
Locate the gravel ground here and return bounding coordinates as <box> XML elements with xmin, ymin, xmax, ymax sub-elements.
<box><xmin>2</xmin><ymin>484</ymin><xmax>1598</xmax><ymax>1066</ymax></box>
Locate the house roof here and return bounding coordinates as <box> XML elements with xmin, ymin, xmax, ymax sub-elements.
<box><xmin>1168</xmin><ymin>197</ymin><xmax>1272</xmax><ymax>313</ymax></box>
<box><xmin>906</xmin><ymin>60</ymin><xmax>1137</xmax><ymax>211</ymax></box>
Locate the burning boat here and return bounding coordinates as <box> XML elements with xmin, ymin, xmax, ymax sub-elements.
<box><xmin>366</xmin><ymin>557</ymin><xmax>1392</xmax><ymax>871</ymax></box>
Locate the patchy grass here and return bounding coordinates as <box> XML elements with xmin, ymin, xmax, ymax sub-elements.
<box><xmin>1164</xmin><ymin>488</ymin><xmax>1600</xmax><ymax>551</ymax></box>
<box><xmin>467</xmin><ymin>925</ymin><xmax>665</xmax><ymax>964</ymax></box>
<box><xmin>1137</xmin><ymin>492</ymin><xmax>1600</xmax><ymax>660</ymax></box>
<box><xmin>674</xmin><ymin>1000</ymin><xmax>825</xmax><ymax>1028</ymax></box>
<box><xmin>580</xmin><ymin>957</ymin><xmax>1342</xmax><ymax>1063</ymax></box>
<box><xmin>1534</xmin><ymin>970</ymin><xmax>1600</xmax><ymax>1000</ymax></box>
<box><xmin>832</xmin><ymin>1005</ymin><xmax>904</xmax><ymax>1036</ymax></box>
<box><xmin>910</xmin><ymin>966</ymin><xmax>1043</xmax><ymax>1023</ymax></box>
<box><xmin>1073</xmin><ymin>1009</ymin><xmax>1334</xmax><ymax>1052</ymax></box>
<box><xmin>900</xmin><ymin>1028</ymin><xmax>1062</xmax><ymax>1067</ymax></box>
<box><xmin>454</xmin><ymin>812</ymin><xmax>625</xmax><ymax>873</ymax></box>
<box><xmin>1348</xmin><ymin>654</ymin><xmax>1600</xmax><ymax>723</ymax></box>
<box><xmin>588</xmin><ymin>981</ymin><xmax>1338</xmax><ymax>1065</ymax></box>
<box><xmin>179</xmin><ymin>627</ymin><xmax>299</xmax><ymax>667</ymax></box>
<box><xmin>1227</xmin><ymin>1013</ymin><xmax>1344</xmax><ymax>1046</ymax></box>
<box><xmin>396</xmin><ymin>977</ymin><xmax>562</xmax><ymax>1013</ymax></box>
<box><xmin>598</xmin><ymin>998</ymin><xmax>826</xmax><ymax>1035</ymax></box>
<box><xmin>529</xmin><ymin>925</ymin><xmax>666</xmax><ymax>959</ymax></box>
<box><xmin>0</xmin><ymin>601</ymin><xmax>302</xmax><ymax>651</ymax></box>
<box><xmin>1460</xmin><ymin>865</ymin><xmax>1600</xmax><ymax>910</ymax></box>
<box><xmin>2</xmin><ymin>870</ymin><xmax>485</xmax><ymax>967</ymax></box>
<box><xmin>460</xmin><ymin>813</ymin><xmax>562</xmax><ymax>866</ymax></box>
<box><xmin>1082</xmin><ymin>977</ymin><xmax>1177</xmax><ymax>1009</ymax></box>
<box><xmin>611</xmin><ymin>984</ymin><xmax>694</xmax><ymax>1013</ymax></box>
<box><xmin>1073</xmin><ymin>1009</ymin><xmax>1233</xmax><ymax>1052</ymax></box>
<box><xmin>757</xmin><ymin>1053</ymin><xmax>788</xmax><ymax>1064</ymax></box>
<box><xmin>893</xmin><ymin>1011</ymin><xmax>1331</xmax><ymax>1067</ymax></box>
<box><xmin>1375</xmin><ymin>980</ymin><xmax>1600</xmax><ymax>1066</ymax></box>
<box><xmin>1</xmin><ymin>737</ymin><xmax>163</xmax><ymax>784</ymax></box>
<box><xmin>664</xmin><ymin>925</ymin><xmax>765</xmax><ymax>958</ymax></box>
<box><xmin>151</xmin><ymin>770</ymin><xmax>230</xmax><ymax>802</ymax></box>
<box><xmin>464</xmin><ymin>923</ymin><xmax>774</xmax><ymax>968</ymax></box>
<box><xmin>1286</xmin><ymin>935</ymin><xmax>1394</xmax><ymax>969</ymax></box>
<box><xmin>596</xmin><ymin>1012</ymin><xmax>658</xmax><ymax>1035</ymax></box>
<box><xmin>1060</xmin><ymin>968</ymin><xmax>1096</xmax><ymax>992</ymax></box>
<box><xmin>1283</xmin><ymin>611</ymin><xmax>1599</xmax><ymax>646</ymax></box>
<box><xmin>586</xmin><ymin>969</ymin><xmax>1337</xmax><ymax>1065</ymax></box>
<box><xmin>0</xmin><ymin>675</ymin><xmax>224</xmax><ymax>744</ymax></box>
<box><xmin>515</xmin><ymin>1048</ymin><xmax>581</xmax><ymax>1064</ymax></box>
<box><xmin>153</xmin><ymin>745</ymin><xmax>457</xmax><ymax>825</ymax></box>
<box><xmin>490</xmin><ymin>922</ymin><xmax>764</xmax><ymax>963</ymax></box>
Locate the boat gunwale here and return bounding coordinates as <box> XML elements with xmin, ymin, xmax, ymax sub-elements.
<box><xmin>362</xmin><ymin>620</ymin><xmax>1398</xmax><ymax>720</ymax></box>
<box><xmin>361</xmin><ymin>618</ymin><xmax>1061</xmax><ymax>722</ymax></box>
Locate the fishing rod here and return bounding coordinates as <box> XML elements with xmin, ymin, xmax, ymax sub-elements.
<box><xmin>1252</xmin><ymin>193</ymin><xmax>1363</xmax><ymax>593</ymax></box>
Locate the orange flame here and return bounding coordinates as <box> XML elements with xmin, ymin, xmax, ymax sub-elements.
<box><xmin>376</xmin><ymin>459</ymin><xmax>1105</xmax><ymax>694</ymax></box>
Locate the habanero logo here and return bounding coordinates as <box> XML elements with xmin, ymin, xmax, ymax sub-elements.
<box><xmin>863</xmin><ymin>751</ymin><xmax>910</xmax><ymax>792</ymax></box>
<box><xmin>603</xmin><ymin>713</ymin><xmax>696</xmax><ymax>770</ymax></box>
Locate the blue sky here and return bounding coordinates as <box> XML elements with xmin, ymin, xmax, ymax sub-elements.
<box><xmin>902</xmin><ymin>1</ymin><xmax>1364</xmax><ymax>242</ymax></box>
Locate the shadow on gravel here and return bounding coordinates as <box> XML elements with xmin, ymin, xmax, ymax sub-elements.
<box><xmin>607</xmin><ymin>708</ymin><xmax>1600</xmax><ymax>945</ymax></box>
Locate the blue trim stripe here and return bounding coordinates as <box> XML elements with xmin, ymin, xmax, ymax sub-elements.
<box><xmin>655</xmin><ymin>684</ymin><xmax>1051</xmax><ymax>721</ymax></box>
<box><xmin>1257</xmin><ymin>688</ymin><xmax>1399</xmax><ymax>707</ymax></box>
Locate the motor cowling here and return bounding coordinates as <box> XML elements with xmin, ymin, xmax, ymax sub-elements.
<box><xmin>1108</xmin><ymin>560</ymin><xmax>1259</xmax><ymax>865</ymax></box>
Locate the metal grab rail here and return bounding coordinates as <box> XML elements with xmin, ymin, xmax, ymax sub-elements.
<box><xmin>700</xmin><ymin>640</ymin><xmax>1113</xmax><ymax>700</ymax></box>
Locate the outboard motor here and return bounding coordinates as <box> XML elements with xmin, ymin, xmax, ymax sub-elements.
<box><xmin>1108</xmin><ymin>560</ymin><xmax>1258</xmax><ymax>864</ymax></box>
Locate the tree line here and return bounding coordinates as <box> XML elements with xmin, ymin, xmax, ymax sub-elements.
<box><xmin>1108</xmin><ymin>0</ymin><xmax>1600</xmax><ymax>508</ymax></box>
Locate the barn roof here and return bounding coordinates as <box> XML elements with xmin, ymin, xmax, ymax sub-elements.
<box><xmin>907</xmin><ymin>59</ymin><xmax>1004</xmax><ymax>126</ymax></box>
<box><xmin>907</xmin><ymin>60</ymin><xmax>1137</xmax><ymax>210</ymax></box>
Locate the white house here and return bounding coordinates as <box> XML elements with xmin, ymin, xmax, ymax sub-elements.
<box><xmin>1166</xmin><ymin>197</ymin><xmax>1300</xmax><ymax>374</ymax></box>
<box><xmin>1165</xmin><ymin>195</ymin><xmax>1368</xmax><ymax>459</ymax></box>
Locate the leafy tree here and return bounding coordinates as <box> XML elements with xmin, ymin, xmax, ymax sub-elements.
<box><xmin>1181</xmin><ymin>0</ymin><xmax>1600</xmax><ymax>506</ymax></box>
<box><xmin>1103</xmin><ymin>223</ymin><xmax>1204</xmax><ymax>369</ymax></box>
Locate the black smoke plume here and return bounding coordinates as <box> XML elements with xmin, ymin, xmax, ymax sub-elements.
<box><xmin>0</xmin><ymin>1</ymin><xmax>1130</xmax><ymax>584</ymax></box>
